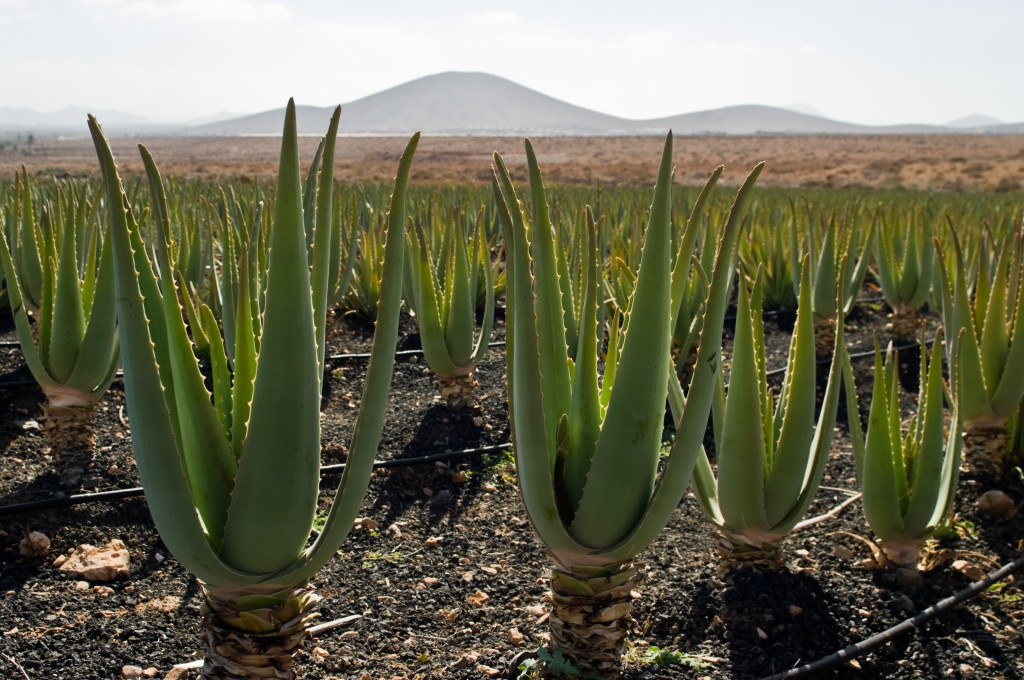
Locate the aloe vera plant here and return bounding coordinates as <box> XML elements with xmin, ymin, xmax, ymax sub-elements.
<box><xmin>845</xmin><ymin>332</ymin><xmax>962</xmax><ymax>569</ymax></box>
<box><xmin>493</xmin><ymin>133</ymin><xmax>762</xmax><ymax>677</ymax></box>
<box><xmin>935</xmin><ymin>225</ymin><xmax>1024</xmax><ymax>477</ymax></box>
<box><xmin>405</xmin><ymin>204</ymin><xmax>495</xmax><ymax>408</ymax></box>
<box><xmin>0</xmin><ymin>174</ymin><xmax>119</xmax><ymax>487</ymax></box>
<box><xmin>876</xmin><ymin>210</ymin><xmax>935</xmax><ymax>341</ymax></box>
<box><xmin>689</xmin><ymin>257</ymin><xmax>849</xmax><ymax>569</ymax></box>
<box><xmin>90</xmin><ymin>102</ymin><xmax>418</xmax><ymax>679</ymax></box>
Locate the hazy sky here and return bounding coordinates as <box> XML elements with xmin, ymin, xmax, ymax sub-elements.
<box><xmin>2</xmin><ymin>0</ymin><xmax>1022</xmax><ymax>126</ymax></box>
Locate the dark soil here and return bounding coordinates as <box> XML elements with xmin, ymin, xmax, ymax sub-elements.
<box><xmin>0</xmin><ymin>299</ymin><xmax>1021</xmax><ymax>680</ymax></box>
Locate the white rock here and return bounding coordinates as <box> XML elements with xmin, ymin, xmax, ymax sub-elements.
<box><xmin>59</xmin><ymin>540</ymin><xmax>130</xmax><ymax>581</ymax></box>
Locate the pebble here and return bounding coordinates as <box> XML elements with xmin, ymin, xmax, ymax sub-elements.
<box><xmin>467</xmin><ymin>589</ymin><xmax>489</xmax><ymax>607</ymax></box>
<box><xmin>507</xmin><ymin>627</ymin><xmax>524</xmax><ymax>646</ymax></box>
<box><xmin>121</xmin><ymin>665</ymin><xmax>142</xmax><ymax>679</ymax></box>
<box><xmin>976</xmin><ymin>490</ymin><xmax>1015</xmax><ymax>516</ymax></box>
<box><xmin>959</xmin><ymin>664</ymin><xmax>976</xmax><ymax>679</ymax></box>
<box><xmin>19</xmin><ymin>531</ymin><xmax>50</xmax><ymax>558</ymax></box>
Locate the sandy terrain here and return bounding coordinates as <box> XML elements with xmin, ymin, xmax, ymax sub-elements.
<box><xmin>3</xmin><ymin>133</ymin><xmax>1023</xmax><ymax>192</ymax></box>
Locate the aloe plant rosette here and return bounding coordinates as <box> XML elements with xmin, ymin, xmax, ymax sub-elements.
<box><xmin>935</xmin><ymin>228</ymin><xmax>1024</xmax><ymax>478</ymax></box>
<box><xmin>690</xmin><ymin>256</ymin><xmax>849</xmax><ymax>569</ymax></box>
<box><xmin>405</xmin><ymin>208</ymin><xmax>495</xmax><ymax>408</ymax></box>
<box><xmin>845</xmin><ymin>332</ymin><xmax>962</xmax><ymax>569</ymax></box>
<box><xmin>90</xmin><ymin>103</ymin><xmax>418</xmax><ymax>679</ymax></box>
<box><xmin>0</xmin><ymin>178</ymin><xmax>119</xmax><ymax>488</ymax></box>
<box><xmin>493</xmin><ymin>134</ymin><xmax>761</xmax><ymax>677</ymax></box>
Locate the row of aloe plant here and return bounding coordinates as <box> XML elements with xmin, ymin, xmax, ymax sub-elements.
<box><xmin>0</xmin><ymin>109</ymin><xmax>1021</xmax><ymax>678</ymax></box>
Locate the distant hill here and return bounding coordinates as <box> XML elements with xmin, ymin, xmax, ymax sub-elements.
<box><xmin>4</xmin><ymin>72</ymin><xmax>1022</xmax><ymax>137</ymax></box>
<box><xmin>945</xmin><ymin>114</ymin><xmax>1003</xmax><ymax>129</ymax></box>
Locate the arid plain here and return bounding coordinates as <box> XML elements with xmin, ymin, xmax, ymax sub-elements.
<box><xmin>4</xmin><ymin>133</ymin><xmax>1024</xmax><ymax>192</ymax></box>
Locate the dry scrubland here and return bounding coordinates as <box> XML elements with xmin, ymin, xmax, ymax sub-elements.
<box><xmin>3</xmin><ymin>134</ymin><xmax>1024</xmax><ymax>191</ymax></box>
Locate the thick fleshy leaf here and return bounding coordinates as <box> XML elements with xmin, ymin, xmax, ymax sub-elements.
<box><xmin>490</xmin><ymin>151</ymin><xmax>582</xmax><ymax>561</ymax></box>
<box><xmin>569</xmin><ymin>134</ymin><xmax>675</xmax><ymax>548</ymax></box>
<box><xmin>861</xmin><ymin>344</ymin><xmax>905</xmax><ymax>542</ymax></box>
<box><xmin>90</xmin><ymin>115</ymin><xmax>257</xmax><ymax>588</ymax></box>
<box><xmin>717</xmin><ymin>274</ymin><xmax>769</xmax><ymax>532</ymax></box>
<box><xmin>221</xmin><ymin>100</ymin><xmax>322</xmax><ymax>574</ymax></box>
<box><xmin>280</xmin><ymin>131</ymin><xmax>421</xmax><ymax>586</ymax></box>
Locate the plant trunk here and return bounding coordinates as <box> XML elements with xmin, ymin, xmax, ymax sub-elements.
<box><xmin>886</xmin><ymin>303</ymin><xmax>921</xmax><ymax>342</ymax></box>
<box><xmin>962</xmin><ymin>417</ymin><xmax>1007</xmax><ymax>479</ymax></box>
<box><xmin>713</xmin><ymin>528</ymin><xmax>786</xmax><ymax>572</ymax></box>
<box><xmin>41</xmin><ymin>398</ymin><xmax>96</xmax><ymax>489</ymax></box>
<box><xmin>813</xmin><ymin>317</ymin><xmax>836</xmax><ymax>357</ymax></box>
<box><xmin>200</xmin><ymin>582</ymin><xmax>321</xmax><ymax>680</ymax></box>
<box><xmin>437</xmin><ymin>369</ymin><xmax>478</xmax><ymax>409</ymax></box>
<box><xmin>878</xmin><ymin>537</ymin><xmax>925</xmax><ymax>570</ymax></box>
<box><xmin>547</xmin><ymin>560</ymin><xmax>638</xmax><ymax>678</ymax></box>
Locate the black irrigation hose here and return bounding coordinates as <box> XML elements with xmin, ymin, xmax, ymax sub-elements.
<box><xmin>0</xmin><ymin>442</ymin><xmax>512</xmax><ymax>517</ymax></box>
<box><xmin>0</xmin><ymin>335</ymin><xmax>936</xmax><ymax>390</ymax></box>
<box><xmin>327</xmin><ymin>340</ymin><xmax>506</xmax><ymax>362</ymax></box>
<box><xmin>757</xmin><ymin>550</ymin><xmax>1024</xmax><ymax>680</ymax></box>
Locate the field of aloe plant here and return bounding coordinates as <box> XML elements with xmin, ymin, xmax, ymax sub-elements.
<box><xmin>0</xmin><ymin>107</ymin><xmax>1022</xmax><ymax>680</ymax></box>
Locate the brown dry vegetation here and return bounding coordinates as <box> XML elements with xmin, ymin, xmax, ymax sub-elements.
<box><xmin>4</xmin><ymin>133</ymin><xmax>1024</xmax><ymax>191</ymax></box>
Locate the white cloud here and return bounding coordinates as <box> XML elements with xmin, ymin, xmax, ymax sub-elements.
<box><xmin>0</xmin><ymin>0</ymin><xmax>26</xmax><ymax>8</ymax></box>
<box><xmin>463</xmin><ymin>11</ymin><xmax>520</xmax><ymax>27</ymax></box>
<box><xmin>800</xmin><ymin>44</ymin><xmax>821</xmax><ymax>54</ymax></box>
<box><xmin>124</xmin><ymin>0</ymin><xmax>289</xmax><ymax>23</ymax></box>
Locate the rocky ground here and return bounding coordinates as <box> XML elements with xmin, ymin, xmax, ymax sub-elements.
<box><xmin>0</xmin><ymin>300</ymin><xmax>1022</xmax><ymax>680</ymax></box>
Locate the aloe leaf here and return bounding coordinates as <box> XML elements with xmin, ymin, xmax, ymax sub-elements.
<box><xmin>469</xmin><ymin>226</ymin><xmax>496</xmax><ymax>366</ymax></box>
<box><xmin>525</xmin><ymin>140</ymin><xmax>572</xmax><ymax>441</ymax></box>
<box><xmin>281</xmin><ymin>131</ymin><xmax>422</xmax><ymax>586</ymax></box>
<box><xmin>979</xmin><ymin>256</ymin><xmax>1009</xmax><ymax>400</ymax></box>
<box><xmin>444</xmin><ymin>217</ymin><xmax>476</xmax><ymax>367</ymax></box>
<box><xmin>222</xmin><ymin>100</ymin><xmax>321</xmax><ymax>574</ymax></box>
<box><xmin>562</xmin><ymin>208</ymin><xmax>602</xmax><ymax>519</ymax></box>
<box><xmin>230</xmin><ymin>247</ymin><xmax>257</xmax><ymax>463</ymax></box>
<box><xmin>771</xmin><ymin>258</ymin><xmax>848</xmax><ymax>532</ymax></box>
<box><xmin>671</xmin><ymin>167</ymin><xmax>722</xmax><ymax>330</ymax></box>
<box><xmin>717</xmin><ymin>276</ymin><xmax>769</xmax><ymax>532</ymax></box>
<box><xmin>311</xmin><ymin>107</ymin><xmax>341</xmax><ymax>388</ymax></box>
<box><xmin>64</xmin><ymin>229</ymin><xmax>119</xmax><ymax>395</ymax></box>
<box><xmin>812</xmin><ymin>217</ymin><xmax>838</xmax><ymax>320</ymax></box>
<box><xmin>90</xmin><ymin>116</ymin><xmax>253</xmax><ymax>588</ymax></box>
<box><xmin>861</xmin><ymin>344</ymin><xmax>906</xmax><ymax>542</ymax></box>
<box><xmin>197</xmin><ymin>301</ymin><xmax>231</xmax><ymax>438</ymax></box>
<box><xmin>17</xmin><ymin>173</ymin><xmax>44</xmax><ymax>312</ymax></box>
<box><xmin>763</xmin><ymin>258</ymin><xmax>817</xmax><ymax>525</ymax></box>
<box><xmin>991</xmin><ymin>258</ymin><xmax>1024</xmax><ymax>415</ymax></box>
<box><xmin>489</xmin><ymin>151</ymin><xmax>581</xmax><ymax>561</ymax></box>
<box><xmin>410</xmin><ymin>222</ymin><xmax>458</xmax><ymax>375</ymax></box>
<box><xmin>0</xmin><ymin>225</ymin><xmax>58</xmax><ymax>392</ymax></box>
<box><xmin>570</xmin><ymin>133</ymin><xmax>676</xmax><ymax>548</ymax></box>
<box><xmin>902</xmin><ymin>329</ymin><xmax>949</xmax><ymax>534</ymax></box>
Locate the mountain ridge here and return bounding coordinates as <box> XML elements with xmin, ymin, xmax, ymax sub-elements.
<box><xmin>4</xmin><ymin>72</ymin><xmax>1022</xmax><ymax>137</ymax></box>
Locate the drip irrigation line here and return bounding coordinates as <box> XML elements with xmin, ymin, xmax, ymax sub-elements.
<box><xmin>757</xmin><ymin>549</ymin><xmax>1024</xmax><ymax>680</ymax></box>
<box><xmin>0</xmin><ymin>442</ymin><xmax>512</xmax><ymax>517</ymax></box>
<box><xmin>0</xmin><ymin>336</ymin><xmax>936</xmax><ymax>390</ymax></box>
<box><xmin>327</xmin><ymin>340</ymin><xmax>506</xmax><ymax>362</ymax></box>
